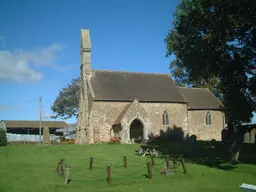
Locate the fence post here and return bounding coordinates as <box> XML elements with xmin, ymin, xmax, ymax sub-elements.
<box><xmin>165</xmin><ymin>155</ymin><xmax>170</xmax><ymax>170</ymax></box>
<box><xmin>181</xmin><ymin>159</ymin><xmax>187</xmax><ymax>174</ymax></box>
<box><xmin>56</xmin><ymin>159</ymin><xmax>64</xmax><ymax>176</ymax></box>
<box><xmin>151</xmin><ymin>156</ymin><xmax>155</xmax><ymax>166</ymax></box>
<box><xmin>64</xmin><ymin>167</ymin><xmax>70</xmax><ymax>185</ymax></box>
<box><xmin>146</xmin><ymin>162</ymin><xmax>152</xmax><ymax>179</ymax></box>
<box><xmin>89</xmin><ymin>157</ymin><xmax>93</xmax><ymax>169</ymax></box>
<box><xmin>107</xmin><ymin>165</ymin><xmax>111</xmax><ymax>184</ymax></box>
<box><xmin>123</xmin><ymin>156</ymin><xmax>127</xmax><ymax>168</ymax></box>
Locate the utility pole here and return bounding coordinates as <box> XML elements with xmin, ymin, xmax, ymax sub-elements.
<box><xmin>39</xmin><ymin>96</ymin><xmax>42</xmax><ymax>144</ymax></box>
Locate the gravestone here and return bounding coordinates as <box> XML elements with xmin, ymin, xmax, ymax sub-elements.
<box><xmin>221</xmin><ymin>129</ymin><xmax>229</xmax><ymax>143</ymax></box>
<box><xmin>244</xmin><ymin>132</ymin><xmax>251</xmax><ymax>143</ymax></box>
<box><xmin>221</xmin><ymin>129</ymin><xmax>229</xmax><ymax>151</ymax></box>
<box><xmin>189</xmin><ymin>135</ymin><xmax>197</xmax><ymax>152</ymax></box>
<box><xmin>43</xmin><ymin>127</ymin><xmax>51</xmax><ymax>145</ymax></box>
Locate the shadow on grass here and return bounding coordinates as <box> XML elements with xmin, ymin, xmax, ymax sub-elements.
<box><xmin>142</xmin><ymin>174</ymin><xmax>149</xmax><ymax>178</ymax></box>
<box><xmin>146</xmin><ymin>126</ymin><xmax>256</xmax><ymax>172</ymax></box>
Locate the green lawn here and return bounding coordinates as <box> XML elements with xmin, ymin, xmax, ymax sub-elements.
<box><xmin>0</xmin><ymin>143</ymin><xmax>255</xmax><ymax>192</ymax></box>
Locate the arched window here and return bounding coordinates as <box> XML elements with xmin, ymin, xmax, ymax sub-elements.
<box><xmin>162</xmin><ymin>110</ymin><xmax>169</xmax><ymax>125</ymax></box>
<box><xmin>206</xmin><ymin>111</ymin><xmax>211</xmax><ymax>125</ymax></box>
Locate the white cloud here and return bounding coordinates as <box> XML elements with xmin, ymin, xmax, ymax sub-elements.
<box><xmin>0</xmin><ymin>44</ymin><xmax>65</xmax><ymax>83</ymax></box>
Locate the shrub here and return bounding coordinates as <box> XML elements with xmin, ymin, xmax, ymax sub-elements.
<box><xmin>108</xmin><ymin>136</ymin><xmax>121</xmax><ymax>144</ymax></box>
<box><xmin>0</xmin><ymin>128</ymin><xmax>7</xmax><ymax>146</ymax></box>
<box><xmin>60</xmin><ymin>138</ymin><xmax>75</xmax><ymax>144</ymax></box>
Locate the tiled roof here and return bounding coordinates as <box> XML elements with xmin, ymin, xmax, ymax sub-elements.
<box><xmin>91</xmin><ymin>70</ymin><xmax>186</xmax><ymax>103</ymax></box>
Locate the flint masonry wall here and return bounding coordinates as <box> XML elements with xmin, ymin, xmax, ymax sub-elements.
<box><xmin>90</xmin><ymin>101</ymin><xmax>188</xmax><ymax>143</ymax></box>
<box><xmin>140</xmin><ymin>103</ymin><xmax>188</xmax><ymax>136</ymax></box>
<box><xmin>188</xmin><ymin>110</ymin><xmax>225</xmax><ymax>141</ymax></box>
<box><xmin>90</xmin><ymin>101</ymin><xmax>127</xmax><ymax>142</ymax></box>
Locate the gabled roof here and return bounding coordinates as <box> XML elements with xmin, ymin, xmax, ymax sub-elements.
<box><xmin>179</xmin><ymin>87</ymin><xmax>224</xmax><ymax>110</ymax></box>
<box><xmin>90</xmin><ymin>70</ymin><xmax>186</xmax><ymax>103</ymax></box>
<box><xmin>0</xmin><ymin>120</ymin><xmax>67</xmax><ymax>128</ymax></box>
<box><xmin>113</xmin><ymin>103</ymin><xmax>133</xmax><ymax>125</ymax></box>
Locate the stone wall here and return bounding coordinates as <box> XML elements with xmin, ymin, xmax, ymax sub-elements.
<box><xmin>90</xmin><ymin>101</ymin><xmax>188</xmax><ymax>143</ymax></box>
<box><xmin>140</xmin><ymin>103</ymin><xmax>188</xmax><ymax>135</ymax></box>
<box><xmin>188</xmin><ymin>110</ymin><xmax>225</xmax><ymax>141</ymax></box>
<box><xmin>90</xmin><ymin>101</ymin><xmax>128</xmax><ymax>142</ymax></box>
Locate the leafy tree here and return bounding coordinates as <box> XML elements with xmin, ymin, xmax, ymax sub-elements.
<box><xmin>51</xmin><ymin>77</ymin><xmax>80</xmax><ymax>119</ymax></box>
<box><xmin>0</xmin><ymin>128</ymin><xmax>7</xmax><ymax>146</ymax></box>
<box><xmin>170</xmin><ymin>59</ymin><xmax>223</xmax><ymax>101</ymax></box>
<box><xmin>165</xmin><ymin>0</ymin><xmax>256</xmax><ymax>127</ymax></box>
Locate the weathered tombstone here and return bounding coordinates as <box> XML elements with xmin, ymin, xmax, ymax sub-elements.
<box><xmin>244</xmin><ymin>132</ymin><xmax>251</xmax><ymax>143</ymax></box>
<box><xmin>43</xmin><ymin>127</ymin><xmax>51</xmax><ymax>145</ymax></box>
<box><xmin>221</xmin><ymin>129</ymin><xmax>229</xmax><ymax>144</ymax></box>
<box><xmin>189</xmin><ymin>135</ymin><xmax>197</xmax><ymax>152</ymax></box>
<box><xmin>250</xmin><ymin>129</ymin><xmax>256</xmax><ymax>144</ymax></box>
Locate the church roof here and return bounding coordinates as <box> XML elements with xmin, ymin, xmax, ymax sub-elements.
<box><xmin>90</xmin><ymin>70</ymin><xmax>187</xmax><ymax>103</ymax></box>
<box><xmin>179</xmin><ymin>87</ymin><xmax>224</xmax><ymax>110</ymax></box>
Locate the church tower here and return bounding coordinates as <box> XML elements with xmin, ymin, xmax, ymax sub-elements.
<box><xmin>76</xmin><ymin>29</ymin><xmax>93</xmax><ymax>144</ymax></box>
<box><xmin>80</xmin><ymin>29</ymin><xmax>92</xmax><ymax>78</ymax></box>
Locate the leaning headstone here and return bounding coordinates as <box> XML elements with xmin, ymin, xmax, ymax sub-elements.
<box><xmin>189</xmin><ymin>135</ymin><xmax>197</xmax><ymax>152</ymax></box>
<box><xmin>43</xmin><ymin>127</ymin><xmax>51</xmax><ymax>145</ymax></box>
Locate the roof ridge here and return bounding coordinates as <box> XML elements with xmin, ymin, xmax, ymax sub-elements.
<box><xmin>178</xmin><ymin>86</ymin><xmax>210</xmax><ymax>91</ymax></box>
<box><xmin>93</xmin><ymin>69</ymin><xmax>170</xmax><ymax>76</ymax></box>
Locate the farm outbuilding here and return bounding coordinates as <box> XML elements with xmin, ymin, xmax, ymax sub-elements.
<box><xmin>0</xmin><ymin>120</ymin><xmax>68</xmax><ymax>143</ymax></box>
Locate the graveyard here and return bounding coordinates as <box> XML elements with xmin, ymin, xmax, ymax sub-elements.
<box><xmin>0</xmin><ymin>141</ymin><xmax>255</xmax><ymax>192</ymax></box>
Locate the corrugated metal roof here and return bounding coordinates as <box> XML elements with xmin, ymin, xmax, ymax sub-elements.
<box><xmin>1</xmin><ymin>120</ymin><xmax>67</xmax><ymax>128</ymax></box>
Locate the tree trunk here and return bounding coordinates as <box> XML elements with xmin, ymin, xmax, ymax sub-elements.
<box><xmin>228</xmin><ymin>132</ymin><xmax>243</xmax><ymax>164</ymax></box>
<box><xmin>231</xmin><ymin>150</ymin><xmax>240</xmax><ymax>163</ymax></box>
<box><xmin>227</xmin><ymin>120</ymin><xmax>234</xmax><ymax>141</ymax></box>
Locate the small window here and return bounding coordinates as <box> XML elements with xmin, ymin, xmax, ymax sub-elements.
<box><xmin>206</xmin><ymin>111</ymin><xmax>211</xmax><ymax>125</ymax></box>
<box><xmin>162</xmin><ymin>110</ymin><xmax>169</xmax><ymax>125</ymax></box>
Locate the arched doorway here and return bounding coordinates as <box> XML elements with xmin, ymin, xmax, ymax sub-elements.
<box><xmin>130</xmin><ymin>119</ymin><xmax>144</xmax><ymax>143</ymax></box>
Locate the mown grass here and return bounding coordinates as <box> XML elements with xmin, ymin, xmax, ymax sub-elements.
<box><xmin>0</xmin><ymin>143</ymin><xmax>255</xmax><ymax>192</ymax></box>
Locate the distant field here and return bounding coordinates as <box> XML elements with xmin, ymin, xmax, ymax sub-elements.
<box><xmin>0</xmin><ymin>143</ymin><xmax>255</xmax><ymax>192</ymax></box>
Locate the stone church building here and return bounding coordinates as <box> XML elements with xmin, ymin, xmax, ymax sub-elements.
<box><xmin>76</xmin><ymin>29</ymin><xmax>225</xmax><ymax>144</ymax></box>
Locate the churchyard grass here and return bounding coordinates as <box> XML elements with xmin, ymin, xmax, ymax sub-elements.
<box><xmin>0</xmin><ymin>143</ymin><xmax>255</xmax><ymax>192</ymax></box>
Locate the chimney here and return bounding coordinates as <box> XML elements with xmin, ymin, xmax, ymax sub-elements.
<box><xmin>80</xmin><ymin>29</ymin><xmax>91</xmax><ymax>78</ymax></box>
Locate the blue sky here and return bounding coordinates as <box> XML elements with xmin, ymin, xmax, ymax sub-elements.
<box><xmin>0</xmin><ymin>0</ymin><xmax>255</xmax><ymax>124</ymax></box>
